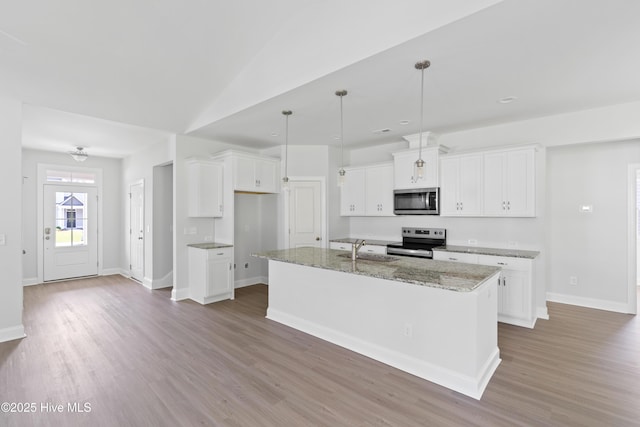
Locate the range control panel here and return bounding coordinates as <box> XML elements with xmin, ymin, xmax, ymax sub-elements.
<box><xmin>401</xmin><ymin>227</ymin><xmax>446</xmax><ymax>239</ymax></box>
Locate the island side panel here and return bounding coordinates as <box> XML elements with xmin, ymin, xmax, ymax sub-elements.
<box><xmin>266</xmin><ymin>260</ymin><xmax>500</xmax><ymax>399</ymax></box>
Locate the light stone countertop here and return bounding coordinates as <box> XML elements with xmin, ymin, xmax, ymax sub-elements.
<box><xmin>329</xmin><ymin>238</ymin><xmax>398</xmax><ymax>247</ymax></box>
<box><xmin>252</xmin><ymin>247</ymin><xmax>500</xmax><ymax>292</ymax></box>
<box><xmin>433</xmin><ymin>245</ymin><xmax>540</xmax><ymax>259</ymax></box>
<box><xmin>187</xmin><ymin>242</ymin><xmax>233</xmax><ymax>250</ymax></box>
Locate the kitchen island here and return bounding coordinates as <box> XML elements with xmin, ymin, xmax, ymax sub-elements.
<box><xmin>253</xmin><ymin>247</ymin><xmax>502</xmax><ymax>399</ymax></box>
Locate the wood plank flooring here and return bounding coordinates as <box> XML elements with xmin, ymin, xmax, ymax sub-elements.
<box><xmin>1</xmin><ymin>275</ymin><xmax>639</xmax><ymax>426</ymax></box>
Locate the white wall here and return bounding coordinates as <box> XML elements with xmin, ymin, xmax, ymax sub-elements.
<box><xmin>234</xmin><ymin>193</ymin><xmax>277</xmax><ymax>286</ymax></box>
<box><xmin>547</xmin><ymin>140</ymin><xmax>640</xmax><ymax>311</ymax></box>
<box><xmin>21</xmin><ymin>148</ymin><xmax>123</xmax><ymax>282</ymax></box>
<box><xmin>0</xmin><ymin>97</ymin><xmax>24</xmax><ymax>342</ymax></box>
<box><xmin>152</xmin><ymin>163</ymin><xmax>173</xmax><ymax>286</ymax></box>
<box><xmin>122</xmin><ymin>138</ymin><xmax>174</xmax><ymax>287</ymax></box>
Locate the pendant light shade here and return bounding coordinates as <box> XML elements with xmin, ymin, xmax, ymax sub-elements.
<box><xmin>70</xmin><ymin>146</ymin><xmax>88</xmax><ymax>162</ymax></box>
<box><xmin>336</xmin><ymin>90</ymin><xmax>348</xmax><ymax>187</ymax></box>
<box><xmin>282</xmin><ymin>110</ymin><xmax>292</xmax><ymax>190</ymax></box>
<box><xmin>414</xmin><ymin>60</ymin><xmax>430</xmax><ymax>181</ymax></box>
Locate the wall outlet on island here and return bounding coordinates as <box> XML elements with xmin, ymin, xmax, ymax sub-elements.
<box><xmin>203</xmin><ymin>235</ymin><xmax>213</xmax><ymax>241</ymax></box>
<box><xmin>403</xmin><ymin>323</ymin><xmax>413</xmax><ymax>338</ymax></box>
<box><xmin>467</xmin><ymin>239</ymin><xmax>477</xmax><ymax>245</ymax></box>
<box><xmin>569</xmin><ymin>276</ymin><xmax>578</xmax><ymax>286</ymax></box>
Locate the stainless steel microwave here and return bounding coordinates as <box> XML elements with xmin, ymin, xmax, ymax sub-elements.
<box><xmin>393</xmin><ymin>187</ymin><xmax>439</xmax><ymax>215</ymax></box>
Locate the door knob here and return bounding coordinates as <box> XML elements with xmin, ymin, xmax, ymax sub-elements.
<box><xmin>315</xmin><ymin>237</ymin><xmax>321</xmax><ymax>241</ymax></box>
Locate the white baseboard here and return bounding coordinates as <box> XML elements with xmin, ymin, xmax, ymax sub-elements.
<box><xmin>171</xmin><ymin>287</ymin><xmax>189</xmax><ymax>301</ymax></box>
<box><xmin>22</xmin><ymin>277</ymin><xmax>39</xmax><ymax>287</ymax></box>
<box><xmin>142</xmin><ymin>277</ymin><xmax>153</xmax><ymax>289</ymax></box>
<box><xmin>537</xmin><ymin>305</ymin><xmax>549</xmax><ymax>320</ymax></box>
<box><xmin>101</xmin><ymin>268</ymin><xmax>123</xmax><ymax>276</ymax></box>
<box><xmin>151</xmin><ymin>271</ymin><xmax>173</xmax><ymax>289</ymax></box>
<box><xmin>547</xmin><ymin>292</ymin><xmax>631</xmax><ymax>314</ymax></box>
<box><xmin>235</xmin><ymin>276</ymin><xmax>268</xmax><ymax>289</ymax></box>
<box><xmin>266</xmin><ymin>308</ymin><xmax>499</xmax><ymax>400</ymax></box>
<box><xmin>0</xmin><ymin>324</ymin><xmax>26</xmax><ymax>343</ymax></box>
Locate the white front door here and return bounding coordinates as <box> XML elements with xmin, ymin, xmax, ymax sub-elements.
<box><xmin>43</xmin><ymin>184</ymin><xmax>98</xmax><ymax>281</ymax></box>
<box><xmin>288</xmin><ymin>180</ymin><xmax>323</xmax><ymax>248</ymax></box>
<box><xmin>130</xmin><ymin>182</ymin><xmax>144</xmax><ymax>282</ymax></box>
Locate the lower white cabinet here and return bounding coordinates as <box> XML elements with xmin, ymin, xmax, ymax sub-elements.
<box><xmin>329</xmin><ymin>241</ymin><xmax>387</xmax><ymax>254</ymax></box>
<box><xmin>188</xmin><ymin>246</ymin><xmax>234</xmax><ymax>304</ymax></box>
<box><xmin>433</xmin><ymin>250</ymin><xmax>535</xmax><ymax>328</ymax></box>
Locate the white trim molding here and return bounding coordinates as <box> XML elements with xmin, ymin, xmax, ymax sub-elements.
<box><xmin>0</xmin><ymin>324</ymin><xmax>26</xmax><ymax>343</ymax></box>
<box><xmin>547</xmin><ymin>292</ymin><xmax>632</xmax><ymax>314</ymax></box>
<box><xmin>235</xmin><ymin>276</ymin><xmax>268</xmax><ymax>289</ymax></box>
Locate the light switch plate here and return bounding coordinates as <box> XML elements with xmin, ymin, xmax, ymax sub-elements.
<box><xmin>0</xmin><ymin>234</ymin><xmax>5</xmax><ymax>245</ymax></box>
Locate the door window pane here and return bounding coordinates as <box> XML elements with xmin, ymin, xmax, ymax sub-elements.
<box><xmin>55</xmin><ymin>192</ymin><xmax>89</xmax><ymax>247</ymax></box>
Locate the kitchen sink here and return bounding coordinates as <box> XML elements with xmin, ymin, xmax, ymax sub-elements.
<box><xmin>338</xmin><ymin>253</ymin><xmax>399</xmax><ymax>262</ymax></box>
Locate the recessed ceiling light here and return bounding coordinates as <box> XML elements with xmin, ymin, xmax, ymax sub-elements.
<box><xmin>399</xmin><ymin>120</ymin><xmax>410</xmax><ymax>125</ymax></box>
<box><xmin>270</xmin><ymin>132</ymin><xmax>279</xmax><ymax>137</ymax></box>
<box><xmin>498</xmin><ymin>96</ymin><xmax>517</xmax><ymax>104</ymax></box>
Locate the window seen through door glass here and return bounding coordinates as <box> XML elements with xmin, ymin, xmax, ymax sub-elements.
<box><xmin>55</xmin><ymin>192</ymin><xmax>89</xmax><ymax>247</ymax></box>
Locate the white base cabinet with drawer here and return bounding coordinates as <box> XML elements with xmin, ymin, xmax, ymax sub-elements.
<box><xmin>188</xmin><ymin>247</ymin><xmax>234</xmax><ymax>304</ymax></box>
<box><xmin>329</xmin><ymin>242</ymin><xmax>387</xmax><ymax>254</ymax></box>
<box><xmin>433</xmin><ymin>251</ymin><xmax>536</xmax><ymax>328</ymax></box>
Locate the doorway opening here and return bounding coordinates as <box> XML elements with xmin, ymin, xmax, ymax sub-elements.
<box><xmin>628</xmin><ymin>164</ymin><xmax>640</xmax><ymax>314</ymax></box>
<box><xmin>151</xmin><ymin>163</ymin><xmax>174</xmax><ymax>291</ymax></box>
<box><xmin>129</xmin><ymin>180</ymin><xmax>144</xmax><ymax>283</ymax></box>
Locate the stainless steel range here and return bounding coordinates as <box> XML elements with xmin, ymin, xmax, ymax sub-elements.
<box><xmin>386</xmin><ymin>227</ymin><xmax>446</xmax><ymax>259</ymax></box>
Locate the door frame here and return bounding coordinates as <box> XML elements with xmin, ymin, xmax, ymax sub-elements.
<box><xmin>37</xmin><ymin>164</ymin><xmax>103</xmax><ymax>284</ymax></box>
<box><xmin>128</xmin><ymin>179</ymin><xmax>145</xmax><ymax>283</ymax></box>
<box><xmin>627</xmin><ymin>163</ymin><xmax>639</xmax><ymax>314</ymax></box>
<box><xmin>283</xmin><ymin>176</ymin><xmax>327</xmax><ymax>249</ymax></box>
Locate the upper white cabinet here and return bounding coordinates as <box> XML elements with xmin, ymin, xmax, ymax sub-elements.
<box><xmin>392</xmin><ymin>147</ymin><xmax>442</xmax><ymax>190</ymax></box>
<box><xmin>186</xmin><ymin>159</ymin><xmax>224</xmax><ymax>217</ymax></box>
<box><xmin>340</xmin><ymin>163</ymin><xmax>394</xmax><ymax>217</ymax></box>
<box><xmin>365</xmin><ymin>164</ymin><xmax>394</xmax><ymax>216</ymax></box>
<box><xmin>483</xmin><ymin>148</ymin><xmax>535</xmax><ymax>217</ymax></box>
<box><xmin>232</xmin><ymin>152</ymin><xmax>279</xmax><ymax>193</ymax></box>
<box><xmin>440</xmin><ymin>154</ymin><xmax>483</xmax><ymax>217</ymax></box>
<box><xmin>340</xmin><ymin>167</ymin><xmax>366</xmax><ymax>216</ymax></box>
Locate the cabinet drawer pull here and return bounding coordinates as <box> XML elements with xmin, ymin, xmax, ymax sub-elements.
<box><xmin>449</xmin><ymin>257</ymin><xmax>458</xmax><ymax>261</ymax></box>
<box><xmin>216</xmin><ymin>252</ymin><xmax>224</xmax><ymax>256</ymax></box>
<box><xmin>497</xmin><ymin>262</ymin><xmax>507</xmax><ymax>265</ymax></box>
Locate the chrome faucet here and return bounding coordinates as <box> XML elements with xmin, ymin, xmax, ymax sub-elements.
<box><xmin>351</xmin><ymin>239</ymin><xmax>366</xmax><ymax>261</ymax></box>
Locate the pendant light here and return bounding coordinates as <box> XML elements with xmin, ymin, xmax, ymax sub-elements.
<box><xmin>282</xmin><ymin>110</ymin><xmax>292</xmax><ymax>190</ymax></box>
<box><xmin>70</xmin><ymin>146</ymin><xmax>88</xmax><ymax>162</ymax></box>
<box><xmin>414</xmin><ymin>60</ymin><xmax>431</xmax><ymax>181</ymax></box>
<box><xmin>336</xmin><ymin>89</ymin><xmax>348</xmax><ymax>187</ymax></box>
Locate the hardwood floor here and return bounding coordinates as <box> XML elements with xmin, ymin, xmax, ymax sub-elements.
<box><xmin>1</xmin><ymin>276</ymin><xmax>638</xmax><ymax>426</ymax></box>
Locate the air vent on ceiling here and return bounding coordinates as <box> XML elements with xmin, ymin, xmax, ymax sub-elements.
<box><xmin>373</xmin><ymin>128</ymin><xmax>391</xmax><ymax>135</ymax></box>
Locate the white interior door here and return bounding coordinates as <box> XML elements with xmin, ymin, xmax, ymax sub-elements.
<box><xmin>289</xmin><ymin>181</ymin><xmax>322</xmax><ymax>248</ymax></box>
<box><xmin>43</xmin><ymin>184</ymin><xmax>98</xmax><ymax>281</ymax></box>
<box><xmin>130</xmin><ymin>182</ymin><xmax>144</xmax><ymax>282</ymax></box>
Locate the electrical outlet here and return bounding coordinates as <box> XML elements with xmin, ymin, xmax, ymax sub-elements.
<box><xmin>203</xmin><ymin>235</ymin><xmax>213</xmax><ymax>241</ymax></box>
<box><xmin>403</xmin><ymin>323</ymin><xmax>413</xmax><ymax>338</ymax></box>
<box><xmin>468</xmin><ymin>239</ymin><xmax>478</xmax><ymax>245</ymax></box>
<box><xmin>0</xmin><ymin>234</ymin><xmax>5</xmax><ymax>246</ymax></box>
<box><xmin>569</xmin><ymin>276</ymin><xmax>578</xmax><ymax>286</ymax></box>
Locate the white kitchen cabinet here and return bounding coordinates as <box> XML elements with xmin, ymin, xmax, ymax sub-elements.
<box><xmin>365</xmin><ymin>163</ymin><xmax>394</xmax><ymax>216</ymax></box>
<box><xmin>433</xmin><ymin>250</ymin><xmax>535</xmax><ymax>328</ymax></box>
<box><xmin>392</xmin><ymin>147</ymin><xmax>441</xmax><ymax>190</ymax></box>
<box><xmin>440</xmin><ymin>154</ymin><xmax>483</xmax><ymax>216</ymax></box>
<box><xmin>477</xmin><ymin>255</ymin><xmax>533</xmax><ymax>328</ymax></box>
<box><xmin>330</xmin><ymin>242</ymin><xmax>387</xmax><ymax>254</ymax></box>
<box><xmin>483</xmin><ymin>148</ymin><xmax>535</xmax><ymax>217</ymax></box>
<box><xmin>186</xmin><ymin>159</ymin><xmax>224</xmax><ymax>217</ymax></box>
<box><xmin>188</xmin><ymin>246</ymin><xmax>234</xmax><ymax>304</ymax></box>
<box><xmin>340</xmin><ymin>163</ymin><xmax>394</xmax><ymax>217</ymax></box>
<box><xmin>340</xmin><ymin>167</ymin><xmax>366</xmax><ymax>216</ymax></box>
<box><xmin>232</xmin><ymin>153</ymin><xmax>279</xmax><ymax>193</ymax></box>
<box><xmin>432</xmin><ymin>251</ymin><xmax>479</xmax><ymax>264</ymax></box>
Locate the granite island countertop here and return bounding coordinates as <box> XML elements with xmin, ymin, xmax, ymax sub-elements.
<box><xmin>187</xmin><ymin>242</ymin><xmax>233</xmax><ymax>250</ymax></box>
<box><xmin>433</xmin><ymin>245</ymin><xmax>540</xmax><ymax>259</ymax></box>
<box><xmin>253</xmin><ymin>247</ymin><xmax>500</xmax><ymax>292</ymax></box>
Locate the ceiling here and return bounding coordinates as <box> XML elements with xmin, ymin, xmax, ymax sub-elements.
<box><xmin>4</xmin><ymin>0</ymin><xmax>640</xmax><ymax>158</ymax></box>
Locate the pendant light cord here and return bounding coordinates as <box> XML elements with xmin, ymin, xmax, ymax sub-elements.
<box><xmin>285</xmin><ymin>113</ymin><xmax>289</xmax><ymax>178</ymax></box>
<box><xmin>418</xmin><ymin>65</ymin><xmax>424</xmax><ymax>161</ymax></box>
<box><xmin>340</xmin><ymin>93</ymin><xmax>344</xmax><ymax>169</ymax></box>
